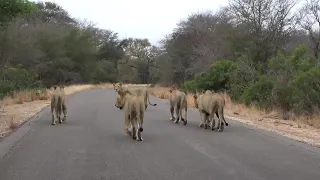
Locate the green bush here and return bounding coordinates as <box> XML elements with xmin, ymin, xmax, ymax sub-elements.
<box><xmin>242</xmin><ymin>75</ymin><xmax>275</xmax><ymax>109</ymax></box>
<box><xmin>0</xmin><ymin>65</ymin><xmax>43</xmax><ymax>98</ymax></box>
<box><xmin>289</xmin><ymin>66</ymin><xmax>320</xmax><ymax>114</ymax></box>
<box><xmin>183</xmin><ymin>59</ymin><xmax>236</xmax><ymax>93</ymax></box>
<box><xmin>271</xmin><ymin>83</ymin><xmax>295</xmax><ymax>112</ymax></box>
<box><xmin>229</xmin><ymin>54</ymin><xmax>259</xmax><ymax>102</ymax></box>
<box><xmin>0</xmin><ymin>80</ymin><xmax>15</xmax><ymax>98</ymax></box>
<box><xmin>267</xmin><ymin>44</ymin><xmax>320</xmax><ymax>114</ymax></box>
<box><xmin>90</xmin><ymin>60</ymin><xmax>117</xmax><ymax>84</ymax></box>
<box><xmin>183</xmin><ymin>79</ymin><xmax>198</xmax><ymax>92</ymax></box>
<box><xmin>183</xmin><ymin>45</ymin><xmax>320</xmax><ymax>115</ymax></box>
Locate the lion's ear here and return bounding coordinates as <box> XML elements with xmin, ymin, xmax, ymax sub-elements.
<box><xmin>119</xmin><ymin>82</ymin><xmax>123</xmax><ymax>87</ymax></box>
<box><xmin>169</xmin><ymin>89</ymin><xmax>172</xmax><ymax>93</ymax></box>
<box><xmin>193</xmin><ymin>94</ymin><xmax>197</xmax><ymax>99</ymax></box>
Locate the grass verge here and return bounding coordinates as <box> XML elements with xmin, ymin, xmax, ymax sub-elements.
<box><xmin>149</xmin><ymin>86</ymin><xmax>320</xmax><ymax>147</ymax></box>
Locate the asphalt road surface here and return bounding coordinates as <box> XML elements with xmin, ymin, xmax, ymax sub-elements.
<box><xmin>1</xmin><ymin>89</ymin><xmax>320</xmax><ymax>180</ymax></box>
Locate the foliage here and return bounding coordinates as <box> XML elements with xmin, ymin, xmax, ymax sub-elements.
<box><xmin>183</xmin><ymin>60</ymin><xmax>236</xmax><ymax>93</ymax></box>
<box><xmin>0</xmin><ymin>0</ymin><xmax>319</xmax><ymax>116</ymax></box>
<box><xmin>183</xmin><ymin>44</ymin><xmax>320</xmax><ymax>114</ymax></box>
<box><xmin>242</xmin><ymin>75</ymin><xmax>275</xmax><ymax>109</ymax></box>
<box><xmin>0</xmin><ymin>0</ymin><xmax>38</xmax><ymax>27</ymax></box>
<box><xmin>0</xmin><ymin>65</ymin><xmax>41</xmax><ymax>98</ymax></box>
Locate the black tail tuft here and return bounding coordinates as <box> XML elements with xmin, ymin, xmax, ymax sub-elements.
<box><xmin>139</xmin><ymin>127</ymin><xmax>143</xmax><ymax>132</ymax></box>
<box><xmin>152</xmin><ymin>103</ymin><xmax>157</xmax><ymax>106</ymax></box>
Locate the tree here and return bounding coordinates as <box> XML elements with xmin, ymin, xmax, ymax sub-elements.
<box><xmin>228</xmin><ymin>0</ymin><xmax>298</xmax><ymax>65</ymax></box>
<box><xmin>297</xmin><ymin>0</ymin><xmax>320</xmax><ymax>61</ymax></box>
<box><xmin>117</xmin><ymin>38</ymin><xmax>159</xmax><ymax>83</ymax></box>
<box><xmin>0</xmin><ymin>0</ymin><xmax>37</xmax><ymax>27</ymax></box>
<box><xmin>160</xmin><ymin>10</ymin><xmax>236</xmax><ymax>85</ymax></box>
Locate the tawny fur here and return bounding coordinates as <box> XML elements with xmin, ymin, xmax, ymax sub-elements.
<box><xmin>115</xmin><ymin>90</ymin><xmax>145</xmax><ymax>141</ymax></box>
<box><xmin>202</xmin><ymin>90</ymin><xmax>229</xmax><ymax>127</ymax></box>
<box><xmin>113</xmin><ymin>83</ymin><xmax>157</xmax><ymax>110</ymax></box>
<box><xmin>50</xmin><ymin>85</ymin><xmax>67</xmax><ymax>125</ymax></box>
<box><xmin>169</xmin><ymin>89</ymin><xmax>188</xmax><ymax>125</ymax></box>
<box><xmin>193</xmin><ymin>92</ymin><xmax>227</xmax><ymax>132</ymax></box>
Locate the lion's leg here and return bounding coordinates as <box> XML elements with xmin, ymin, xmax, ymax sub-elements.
<box><xmin>204</xmin><ymin>114</ymin><xmax>209</xmax><ymax>129</ymax></box>
<box><xmin>144</xmin><ymin>97</ymin><xmax>148</xmax><ymax>110</ymax></box>
<box><xmin>57</xmin><ymin>103</ymin><xmax>62</xmax><ymax>124</ymax></box>
<box><xmin>178</xmin><ymin>104</ymin><xmax>183</xmax><ymax>122</ymax></box>
<box><xmin>131</xmin><ymin>112</ymin><xmax>138</xmax><ymax>140</ymax></box>
<box><xmin>56</xmin><ymin>108</ymin><xmax>61</xmax><ymax>124</ymax></box>
<box><xmin>207</xmin><ymin>116</ymin><xmax>211</xmax><ymax>128</ymax></box>
<box><xmin>199</xmin><ymin>112</ymin><xmax>207</xmax><ymax>128</ymax></box>
<box><xmin>174</xmin><ymin>105</ymin><xmax>180</xmax><ymax>124</ymax></box>
<box><xmin>174</xmin><ymin>108</ymin><xmax>180</xmax><ymax>123</ymax></box>
<box><xmin>131</xmin><ymin>121</ymin><xmax>137</xmax><ymax>140</ymax></box>
<box><xmin>210</xmin><ymin>113</ymin><xmax>216</xmax><ymax>131</ymax></box>
<box><xmin>139</xmin><ymin>110</ymin><xmax>144</xmax><ymax>132</ymax></box>
<box><xmin>62</xmin><ymin>102</ymin><xmax>67</xmax><ymax>121</ymax></box>
<box><xmin>182</xmin><ymin>106</ymin><xmax>187</xmax><ymax>125</ymax></box>
<box><xmin>199</xmin><ymin>112</ymin><xmax>204</xmax><ymax>128</ymax></box>
<box><xmin>125</xmin><ymin>114</ymin><xmax>132</xmax><ymax>136</ymax></box>
<box><xmin>136</xmin><ymin>118</ymin><xmax>143</xmax><ymax>141</ymax></box>
<box><xmin>170</xmin><ymin>106</ymin><xmax>175</xmax><ymax>121</ymax></box>
<box><xmin>206</xmin><ymin>110</ymin><xmax>215</xmax><ymax>128</ymax></box>
<box><xmin>51</xmin><ymin>105</ymin><xmax>56</xmax><ymax>125</ymax></box>
<box><xmin>217</xmin><ymin>108</ymin><xmax>225</xmax><ymax>132</ymax></box>
<box><xmin>174</xmin><ymin>107</ymin><xmax>181</xmax><ymax>124</ymax></box>
<box><xmin>220</xmin><ymin>108</ymin><xmax>228</xmax><ymax>126</ymax></box>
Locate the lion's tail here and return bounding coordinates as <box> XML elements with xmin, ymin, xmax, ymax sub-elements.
<box><xmin>147</xmin><ymin>92</ymin><xmax>157</xmax><ymax>106</ymax></box>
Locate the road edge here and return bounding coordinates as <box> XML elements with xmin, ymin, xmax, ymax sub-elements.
<box><xmin>0</xmin><ymin>89</ymin><xmax>96</xmax><ymax>159</ymax></box>
<box><xmin>0</xmin><ymin>105</ymin><xmax>48</xmax><ymax>159</ymax></box>
<box><xmin>149</xmin><ymin>95</ymin><xmax>320</xmax><ymax>155</ymax></box>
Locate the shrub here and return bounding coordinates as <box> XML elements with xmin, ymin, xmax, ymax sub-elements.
<box><xmin>0</xmin><ymin>65</ymin><xmax>43</xmax><ymax>98</ymax></box>
<box><xmin>242</xmin><ymin>75</ymin><xmax>275</xmax><ymax>109</ymax></box>
<box><xmin>289</xmin><ymin>66</ymin><xmax>320</xmax><ymax>114</ymax></box>
<box><xmin>183</xmin><ymin>59</ymin><xmax>236</xmax><ymax>93</ymax></box>
<box><xmin>229</xmin><ymin>54</ymin><xmax>259</xmax><ymax>102</ymax></box>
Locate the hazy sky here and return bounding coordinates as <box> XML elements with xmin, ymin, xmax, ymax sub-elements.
<box><xmin>32</xmin><ymin>0</ymin><xmax>228</xmax><ymax>45</ymax></box>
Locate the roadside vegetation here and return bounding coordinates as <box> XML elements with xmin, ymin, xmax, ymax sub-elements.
<box><xmin>0</xmin><ymin>0</ymin><xmax>319</xmax><ymax>145</ymax></box>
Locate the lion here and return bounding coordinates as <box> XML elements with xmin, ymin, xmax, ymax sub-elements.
<box><xmin>202</xmin><ymin>90</ymin><xmax>229</xmax><ymax>127</ymax></box>
<box><xmin>115</xmin><ymin>89</ymin><xmax>145</xmax><ymax>141</ymax></box>
<box><xmin>50</xmin><ymin>85</ymin><xmax>67</xmax><ymax>125</ymax></box>
<box><xmin>169</xmin><ymin>88</ymin><xmax>188</xmax><ymax>125</ymax></box>
<box><xmin>193</xmin><ymin>91</ymin><xmax>227</xmax><ymax>132</ymax></box>
<box><xmin>113</xmin><ymin>83</ymin><xmax>157</xmax><ymax>110</ymax></box>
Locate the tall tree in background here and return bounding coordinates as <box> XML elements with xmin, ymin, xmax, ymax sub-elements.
<box><xmin>297</xmin><ymin>0</ymin><xmax>320</xmax><ymax>61</ymax></box>
<box><xmin>228</xmin><ymin>0</ymin><xmax>298</xmax><ymax>66</ymax></box>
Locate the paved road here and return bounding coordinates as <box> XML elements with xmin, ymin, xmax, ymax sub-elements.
<box><xmin>1</xmin><ymin>89</ymin><xmax>320</xmax><ymax>180</ymax></box>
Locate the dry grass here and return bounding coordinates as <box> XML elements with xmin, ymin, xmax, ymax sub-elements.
<box><xmin>149</xmin><ymin>86</ymin><xmax>320</xmax><ymax>147</ymax></box>
<box><xmin>0</xmin><ymin>83</ymin><xmax>148</xmax><ymax>138</ymax></box>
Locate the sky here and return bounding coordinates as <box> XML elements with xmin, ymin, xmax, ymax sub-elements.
<box><xmin>32</xmin><ymin>0</ymin><xmax>228</xmax><ymax>45</ymax></box>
